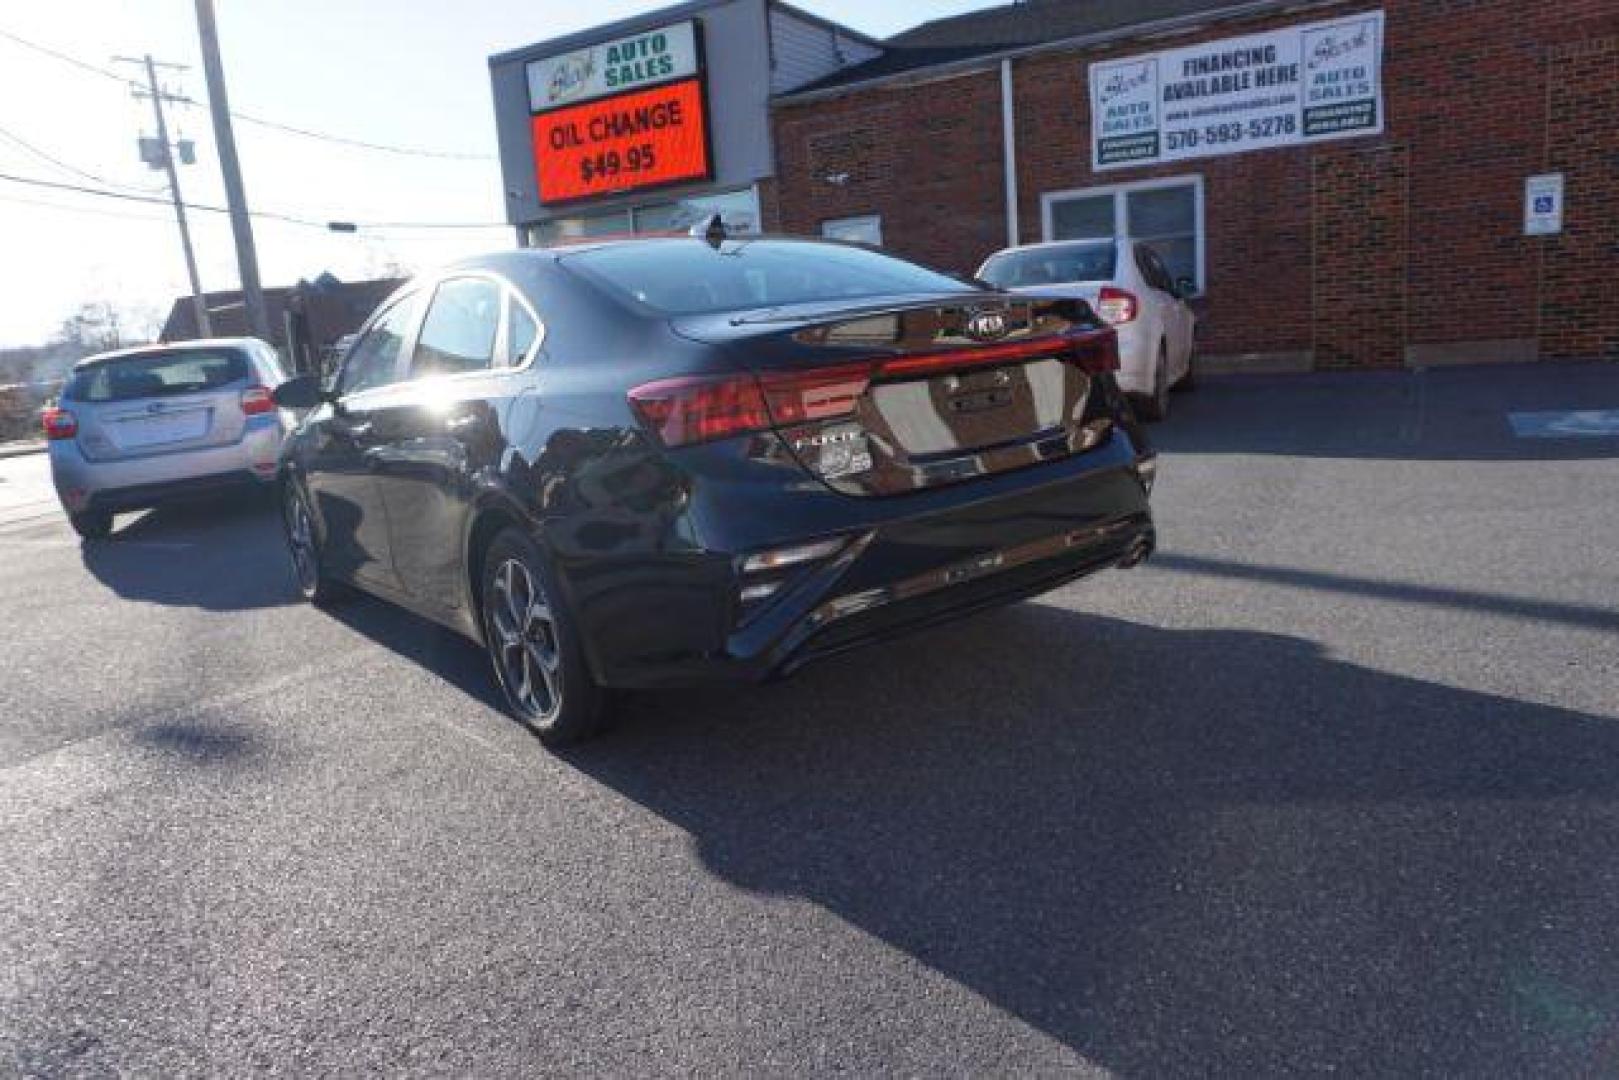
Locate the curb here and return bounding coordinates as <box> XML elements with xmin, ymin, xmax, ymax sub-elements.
<box><xmin>0</xmin><ymin>441</ymin><xmax>46</xmax><ymax>460</ymax></box>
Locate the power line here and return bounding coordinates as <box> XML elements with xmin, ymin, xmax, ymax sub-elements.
<box><xmin>0</xmin><ymin>169</ymin><xmax>507</xmax><ymax>231</ymax></box>
<box><xmin>218</xmin><ymin>107</ymin><xmax>496</xmax><ymax>161</ymax></box>
<box><xmin>0</xmin><ymin>26</ymin><xmax>137</xmax><ymax>88</ymax></box>
<box><xmin>0</xmin><ymin>190</ymin><xmax>174</xmax><ymax>224</ymax></box>
<box><xmin>0</xmin><ymin>123</ymin><xmax>165</xmax><ymax>195</ymax></box>
<box><xmin>0</xmin><ymin>26</ymin><xmax>496</xmax><ymax>162</ymax></box>
<box><xmin>0</xmin><ymin>168</ymin><xmax>325</xmax><ymax>227</ymax></box>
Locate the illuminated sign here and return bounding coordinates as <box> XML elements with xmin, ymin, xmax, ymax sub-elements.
<box><xmin>526</xmin><ymin>21</ymin><xmax>700</xmax><ymax>111</ymax></box>
<box><xmin>532</xmin><ymin>77</ymin><xmax>711</xmax><ymax>204</ymax></box>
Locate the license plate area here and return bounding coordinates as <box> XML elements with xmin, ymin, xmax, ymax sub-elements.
<box><xmin>115</xmin><ymin>408</ymin><xmax>209</xmax><ymax>449</ymax></box>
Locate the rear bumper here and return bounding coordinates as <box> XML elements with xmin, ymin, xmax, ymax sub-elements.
<box><xmin>766</xmin><ymin>512</ymin><xmax>1153</xmax><ymax>680</ymax></box>
<box><xmin>1112</xmin><ymin>321</ymin><xmax>1156</xmax><ymax>396</ymax></box>
<box><xmin>49</xmin><ymin>419</ymin><xmax>281</xmax><ymax>513</ymax></box>
<box><xmin>572</xmin><ymin>444</ymin><xmax>1155</xmax><ymax>689</ymax></box>
<box><xmin>81</xmin><ymin>469</ymin><xmax>269</xmax><ymax>513</ymax></box>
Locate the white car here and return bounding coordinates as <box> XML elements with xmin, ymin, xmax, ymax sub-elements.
<box><xmin>977</xmin><ymin>239</ymin><xmax>1197</xmax><ymax>420</ymax></box>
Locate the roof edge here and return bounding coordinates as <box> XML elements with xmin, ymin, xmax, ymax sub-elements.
<box><xmin>768</xmin><ymin>0</ymin><xmax>885</xmax><ymax>51</ymax></box>
<box><xmin>773</xmin><ymin>0</ymin><xmax>1332</xmax><ymax>105</ymax></box>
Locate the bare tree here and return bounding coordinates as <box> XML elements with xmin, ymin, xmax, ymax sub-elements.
<box><xmin>54</xmin><ymin>301</ymin><xmax>129</xmax><ymax>354</ymax></box>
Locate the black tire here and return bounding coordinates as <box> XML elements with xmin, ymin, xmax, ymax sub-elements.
<box><xmin>1134</xmin><ymin>344</ymin><xmax>1171</xmax><ymax>422</ymax></box>
<box><xmin>282</xmin><ymin>481</ymin><xmax>351</xmax><ymax>606</ymax></box>
<box><xmin>68</xmin><ymin>509</ymin><xmax>113</xmax><ymax>540</ymax></box>
<box><xmin>480</xmin><ymin>527</ymin><xmax>606</xmax><ymax>746</ymax></box>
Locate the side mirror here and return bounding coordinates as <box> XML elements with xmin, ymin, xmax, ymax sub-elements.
<box><xmin>1175</xmin><ymin>277</ymin><xmax>1197</xmax><ymax>300</ymax></box>
<box><xmin>272</xmin><ymin>374</ymin><xmax>325</xmax><ymax>409</ymax></box>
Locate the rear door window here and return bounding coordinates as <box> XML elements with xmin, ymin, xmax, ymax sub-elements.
<box><xmin>505</xmin><ymin>294</ymin><xmax>541</xmax><ymax>367</ymax></box>
<box><xmin>339</xmin><ymin>295</ymin><xmax>417</xmax><ymax>396</ymax></box>
<box><xmin>410</xmin><ymin>277</ymin><xmax>503</xmax><ymax>378</ymax></box>
<box><xmin>64</xmin><ymin>350</ymin><xmax>249</xmax><ymax>403</ymax></box>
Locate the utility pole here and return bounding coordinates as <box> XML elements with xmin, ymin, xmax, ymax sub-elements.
<box><xmin>194</xmin><ymin>0</ymin><xmax>268</xmax><ymax>340</ymax></box>
<box><xmin>118</xmin><ymin>54</ymin><xmax>211</xmax><ymax>338</ymax></box>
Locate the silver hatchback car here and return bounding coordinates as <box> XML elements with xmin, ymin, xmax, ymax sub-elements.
<box><xmin>44</xmin><ymin>338</ymin><xmax>293</xmax><ymax>539</ymax></box>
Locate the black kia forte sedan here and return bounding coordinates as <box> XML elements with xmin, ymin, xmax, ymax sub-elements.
<box><xmin>273</xmin><ymin>230</ymin><xmax>1157</xmax><ymax>744</ymax></box>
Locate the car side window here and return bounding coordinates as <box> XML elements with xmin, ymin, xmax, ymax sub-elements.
<box><xmin>339</xmin><ymin>296</ymin><xmax>416</xmax><ymax>396</ymax></box>
<box><xmin>1134</xmin><ymin>245</ymin><xmax>1162</xmax><ymax>293</ymax></box>
<box><xmin>505</xmin><ymin>292</ymin><xmax>542</xmax><ymax>367</ymax></box>
<box><xmin>1150</xmin><ymin>250</ymin><xmax>1177</xmax><ymax>295</ymax></box>
<box><xmin>411</xmin><ymin>277</ymin><xmax>503</xmax><ymax>378</ymax></box>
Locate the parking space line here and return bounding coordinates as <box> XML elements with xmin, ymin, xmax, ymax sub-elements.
<box><xmin>1508</xmin><ymin>410</ymin><xmax>1619</xmax><ymax>438</ymax></box>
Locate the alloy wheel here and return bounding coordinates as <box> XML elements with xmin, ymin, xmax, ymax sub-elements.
<box><xmin>488</xmin><ymin>556</ymin><xmax>563</xmax><ymax>724</ymax></box>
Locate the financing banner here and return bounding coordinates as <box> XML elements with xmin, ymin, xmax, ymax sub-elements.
<box><xmin>1089</xmin><ymin>10</ymin><xmax>1384</xmax><ymax>170</ymax></box>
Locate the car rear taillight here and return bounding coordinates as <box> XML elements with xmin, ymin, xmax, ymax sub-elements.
<box><xmin>1096</xmin><ymin>286</ymin><xmax>1138</xmax><ymax>325</ymax></box>
<box><xmin>758</xmin><ymin>363</ymin><xmax>870</xmax><ymax>425</ymax></box>
<box><xmin>628</xmin><ymin>374</ymin><xmax>772</xmax><ymax>447</ymax></box>
<box><xmin>241</xmin><ymin>385</ymin><xmax>275</xmax><ymax>416</ymax></box>
<box><xmin>41</xmin><ymin>407</ymin><xmax>77</xmax><ymax>440</ymax></box>
<box><xmin>629</xmin><ymin>365</ymin><xmax>877</xmax><ymax>448</ymax></box>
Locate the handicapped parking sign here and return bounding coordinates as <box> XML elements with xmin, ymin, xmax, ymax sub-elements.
<box><xmin>1524</xmin><ymin>173</ymin><xmax>1564</xmax><ymax>235</ymax></box>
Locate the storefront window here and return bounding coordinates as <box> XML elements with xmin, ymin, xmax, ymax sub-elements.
<box><xmin>1043</xmin><ymin>178</ymin><xmax>1204</xmax><ymax>293</ymax></box>
<box><xmin>531</xmin><ymin>210</ymin><xmax>631</xmax><ymax>247</ymax></box>
<box><xmin>634</xmin><ymin>189</ymin><xmax>760</xmax><ymax>234</ymax></box>
<box><xmin>1050</xmin><ymin>195</ymin><xmax>1113</xmax><ymax>242</ymax></box>
<box><xmin>529</xmin><ymin>188</ymin><xmax>760</xmax><ymax>247</ymax></box>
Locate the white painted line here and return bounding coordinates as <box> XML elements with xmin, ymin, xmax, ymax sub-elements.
<box><xmin>1508</xmin><ymin>410</ymin><xmax>1619</xmax><ymax>438</ymax></box>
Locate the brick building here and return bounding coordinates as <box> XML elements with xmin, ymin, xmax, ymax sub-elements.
<box><xmin>491</xmin><ymin>0</ymin><xmax>1619</xmax><ymax>369</ymax></box>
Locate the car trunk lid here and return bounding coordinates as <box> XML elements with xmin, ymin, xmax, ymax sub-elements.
<box><xmin>669</xmin><ymin>295</ymin><xmax>1119</xmax><ymax>496</ymax></box>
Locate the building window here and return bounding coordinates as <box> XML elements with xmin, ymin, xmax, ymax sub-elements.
<box><xmin>635</xmin><ymin>189</ymin><xmax>760</xmax><ymax>234</ymax></box>
<box><xmin>528</xmin><ymin>187</ymin><xmax>761</xmax><ymax>247</ymax></box>
<box><xmin>1041</xmin><ymin>177</ymin><xmax>1204</xmax><ymax>293</ymax></box>
<box><xmin>820</xmin><ymin>214</ymin><xmax>883</xmax><ymax>246</ymax></box>
<box><xmin>530</xmin><ymin>210</ymin><xmax>631</xmax><ymax>247</ymax></box>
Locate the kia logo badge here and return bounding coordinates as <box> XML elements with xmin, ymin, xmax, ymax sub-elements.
<box><xmin>965</xmin><ymin>311</ymin><xmax>1008</xmax><ymax>341</ymax></box>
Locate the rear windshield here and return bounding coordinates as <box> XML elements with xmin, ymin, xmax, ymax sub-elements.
<box><xmin>563</xmin><ymin>239</ymin><xmax>976</xmax><ymax>316</ymax></box>
<box><xmin>978</xmin><ymin>242</ymin><xmax>1118</xmax><ymax>288</ymax></box>
<box><xmin>64</xmin><ymin>350</ymin><xmax>250</xmax><ymax>403</ymax></box>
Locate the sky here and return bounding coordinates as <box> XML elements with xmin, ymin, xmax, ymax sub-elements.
<box><xmin>0</xmin><ymin>0</ymin><xmax>998</xmax><ymax>346</ymax></box>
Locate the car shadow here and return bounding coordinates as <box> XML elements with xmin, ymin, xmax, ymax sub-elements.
<box><xmin>78</xmin><ymin>491</ymin><xmax>298</xmax><ymax>611</ymax></box>
<box><xmin>319</xmin><ymin>593</ymin><xmax>507</xmax><ymax>713</ymax></box>
<box><xmin>529</xmin><ymin>602</ymin><xmax>1619</xmax><ymax>1075</ymax></box>
<box><xmin>1163</xmin><ymin>361</ymin><xmax>1619</xmax><ymax>461</ymax></box>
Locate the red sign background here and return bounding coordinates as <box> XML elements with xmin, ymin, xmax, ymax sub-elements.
<box><xmin>532</xmin><ymin>79</ymin><xmax>710</xmax><ymax>204</ymax></box>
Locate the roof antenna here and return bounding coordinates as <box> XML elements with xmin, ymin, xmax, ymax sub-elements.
<box><xmin>690</xmin><ymin>212</ymin><xmax>727</xmax><ymax>249</ymax></box>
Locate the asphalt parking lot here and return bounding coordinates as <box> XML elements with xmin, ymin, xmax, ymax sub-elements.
<box><xmin>3</xmin><ymin>362</ymin><xmax>1618</xmax><ymax>1075</ymax></box>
